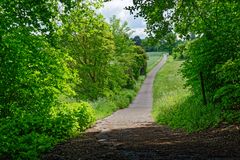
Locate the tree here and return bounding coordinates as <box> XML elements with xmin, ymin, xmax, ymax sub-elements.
<box><xmin>161</xmin><ymin>33</ymin><xmax>177</xmax><ymax>54</ymax></box>
<box><xmin>0</xmin><ymin>0</ymin><xmax>77</xmax><ymax>117</ymax></box>
<box><xmin>0</xmin><ymin>1</ymin><xmax>88</xmax><ymax>158</ymax></box>
<box><xmin>109</xmin><ymin>16</ymin><xmax>148</xmax><ymax>89</ymax></box>
<box><xmin>130</xmin><ymin>1</ymin><xmax>240</xmax><ymax>107</ymax></box>
<box><xmin>0</xmin><ymin>0</ymin><xmax>77</xmax><ymax>45</ymax></box>
<box><xmin>109</xmin><ymin>15</ymin><xmax>134</xmax><ymax>55</ymax></box>
<box><xmin>133</xmin><ymin>36</ymin><xmax>142</xmax><ymax>46</ymax></box>
<box><xmin>60</xmin><ymin>2</ymin><xmax>119</xmax><ymax>100</ymax></box>
<box><xmin>142</xmin><ymin>38</ymin><xmax>160</xmax><ymax>52</ymax></box>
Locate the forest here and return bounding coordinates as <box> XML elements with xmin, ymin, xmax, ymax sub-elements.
<box><xmin>1</xmin><ymin>0</ymin><xmax>239</xmax><ymax>159</ymax></box>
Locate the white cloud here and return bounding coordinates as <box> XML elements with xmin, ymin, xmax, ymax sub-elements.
<box><xmin>132</xmin><ymin>28</ymin><xmax>146</xmax><ymax>38</ymax></box>
<box><xmin>98</xmin><ymin>0</ymin><xmax>147</xmax><ymax>39</ymax></box>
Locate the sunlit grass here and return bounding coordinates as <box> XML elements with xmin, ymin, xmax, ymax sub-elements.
<box><xmin>152</xmin><ymin>59</ymin><xmax>226</xmax><ymax>132</ymax></box>
<box><xmin>147</xmin><ymin>52</ymin><xmax>164</xmax><ymax>72</ymax></box>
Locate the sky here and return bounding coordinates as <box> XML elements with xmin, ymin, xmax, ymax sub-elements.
<box><xmin>98</xmin><ymin>0</ymin><xmax>147</xmax><ymax>39</ymax></box>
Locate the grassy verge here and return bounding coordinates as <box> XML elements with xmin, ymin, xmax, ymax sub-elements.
<box><xmin>93</xmin><ymin>76</ymin><xmax>145</xmax><ymax>120</ymax></box>
<box><xmin>152</xmin><ymin>58</ymin><xmax>240</xmax><ymax>132</ymax></box>
<box><xmin>93</xmin><ymin>52</ymin><xmax>164</xmax><ymax>120</ymax></box>
<box><xmin>146</xmin><ymin>52</ymin><xmax>164</xmax><ymax>72</ymax></box>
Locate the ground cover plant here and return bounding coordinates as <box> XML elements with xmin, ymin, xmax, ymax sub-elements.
<box><xmin>153</xmin><ymin>58</ymin><xmax>240</xmax><ymax>132</ymax></box>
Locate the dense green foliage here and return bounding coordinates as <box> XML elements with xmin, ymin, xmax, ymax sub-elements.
<box><xmin>0</xmin><ymin>102</ymin><xmax>95</xmax><ymax>159</ymax></box>
<box><xmin>0</xmin><ymin>0</ymin><xmax>148</xmax><ymax>159</ymax></box>
<box><xmin>1</xmin><ymin>30</ymin><xmax>72</xmax><ymax>118</ymax></box>
<box><xmin>109</xmin><ymin>16</ymin><xmax>148</xmax><ymax>89</ymax></box>
<box><xmin>0</xmin><ymin>1</ymin><xmax>96</xmax><ymax>159</ymax></box>
<box><xmin>161</xmin><ymin>33</ymin><xmax>177</xmax><ymax>54</ymax></box>
<box><xmin>172</xmin><ymin>42</ymin><xmax>188</xmax><ymax>60</ymax></box>
<box><xmin>60</xmin><ymin>3</ymin><xmax>117</xmax><ymax>100</ymax></box>
<box><xmin>153</xmin><ymin>59</ymin><xmax>240</xmax><ymax>132</ymax></box>
<box><xmin>131</xmin><ymin>0</ymin><xmax>240</xmax><ymax>125</ymax></box>
<box><xmin>181</xmin><ymin>37</ymin><xmax>240</xmax><ymax>108</ymax></box>
<box><xmin>141</xmin><ymin>35</ymin><xmax>180</xmax><ymax>54</ymax></box>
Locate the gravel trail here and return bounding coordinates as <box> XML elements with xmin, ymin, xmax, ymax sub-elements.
<box><xmin>90</xmin><ymin>54</ymin><xmax>168</xmax><ymax>132</ymax></box>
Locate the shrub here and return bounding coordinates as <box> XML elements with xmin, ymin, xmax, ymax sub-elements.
<box><xmin>133</xmin><ymin>45</ymin><xmax>148</xmax><ymax>75</ymax></box>
<box><xmin>172</xmin><ymin>43</ymin><xmax>187</xmax><ymax>60</ymax></box>
<box><xmin>214</xmin><ymin>56</ymin><xmax>240</xmax><ymax>109</ymax></box>
<box><xmin>50</xmin><ymin>102</ymin><xmax>96</xmax><ymax>137</ymax></box>
<box><xmin>0</xmin><ymin>29</ymin><xmax>74</xmax><ymax>118</ymax></box>
<box><xmin>92</xmin><ymin>98</ymin><xmax>118</xmax><ymax>120</ymax></box>
<box><xmin>181</xmin><ymin>38</ymin><xmax>240</xmax><ymax>109</ymax></box>
<box><xmin>111</xmin><ymin>89</ymin><xmax>136</xmax><ymax>109</ymax></box>
<box><xmin>0</xmin><ymin>102</ymin><xmax>95</xmax><ymax>159</ymax></box>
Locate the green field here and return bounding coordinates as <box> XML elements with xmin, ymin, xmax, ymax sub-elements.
<box><xmin>146</xmin><ymin>52</ymin><xmax>164</xmax><ymax>72</ymax></box>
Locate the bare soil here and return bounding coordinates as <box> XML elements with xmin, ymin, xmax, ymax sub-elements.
<box><xmin>42</xmin><ymin>56</ymin><xmax>240</xmax><ymax>160</ymax></box>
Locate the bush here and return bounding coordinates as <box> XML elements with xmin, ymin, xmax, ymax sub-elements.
<box><xmin>92</xmin><ymin>98</ymin><xmax>118</xmax><ymax>120</ymax></box>
<box><xmin>93</xmin><ymin>76</ymin><xmax>144</xmax><ymax>120</ymax></box>
<box><xmin>181</xmin><ymin>38</ymin><xmax>240</xmax><ymax>109</ymax></box>
<box><xmin>0</xmin><ymin>102</ymin><xmax>95</xmax><ymax>159</ymax></box>
<box><xmin>214</xmin><ymin>56</ymin><xmax>240</xmax><ymax>109</ymax></box>
<box><xmin>111</xmin><ymin>89</ymin><xmax>136</xmax><ymax>109</ymax></box>
<box><xmin>0</xmin><ymin>29</ymin><xmax>74</xmax><ymax>118</ymax></box>
<box><xmin>153</xmin><ymin>60</ymin><xmax>240</xmax><ymax>133</ymax></box>
<box><xmin>50</xmin><ymin>102</ymin><xmax>96</xmax><ymax>136</ymax></box>
<box><xmin>119</xmin><ymin>52</ymin><xmax>147</xmax><ymax>89</ymax></box>
<box><xmin>133</xmin><ymin>45</ymin><xmax>148</xmax><ymax>76</ymax></box>
<box><xmin>172</xmin><ymin>43</ymin><xmax>187</xmax><ymax>60</ymax></box>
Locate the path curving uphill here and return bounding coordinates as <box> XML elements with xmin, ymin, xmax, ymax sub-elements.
<box><xmin>43</xmin><ymin>55</ymin><xmax>240</xmax><ymax>160</ymax></box>
<box><xmin>90</xmin><ymin>54</ymin><xmax>168</xmax><ymax>132</ymax></box>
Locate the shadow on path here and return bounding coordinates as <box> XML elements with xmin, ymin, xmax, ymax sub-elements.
<box><xmin>42</xmin><ymin>124</ymin><xmax>240</xmax><ymax>160</ymax></box>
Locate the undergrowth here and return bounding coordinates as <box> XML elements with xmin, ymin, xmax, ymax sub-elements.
<box><xmin>93</xmin><ymin>76</ymin><xmax>145</xmax><ymax>120</ymax></box>
<box><xmin>0</xmin><ymin>102</ymin><xmax>95</xmax><ymax>159</ymax></box>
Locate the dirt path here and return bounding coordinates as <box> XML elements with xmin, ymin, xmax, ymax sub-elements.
<box><xmin>43</xmin><ymin>55</ymin><xmax>240</xmax><ymax>160</ymax></box>
<box><xmin>89</xmin><ymin>54</ymin><xmax>168</xmax><ymax>132</ymax></box>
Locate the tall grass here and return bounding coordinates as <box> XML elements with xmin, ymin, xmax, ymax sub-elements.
<box><xmin>152</xmin><ymin>59</ymin><xmax>230</xmax><ymax>132</ymax></box>
<box><xmin>93</xmin><ymin>76</ymin><xmax>145</xmax><ymax>120</ymax></box>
